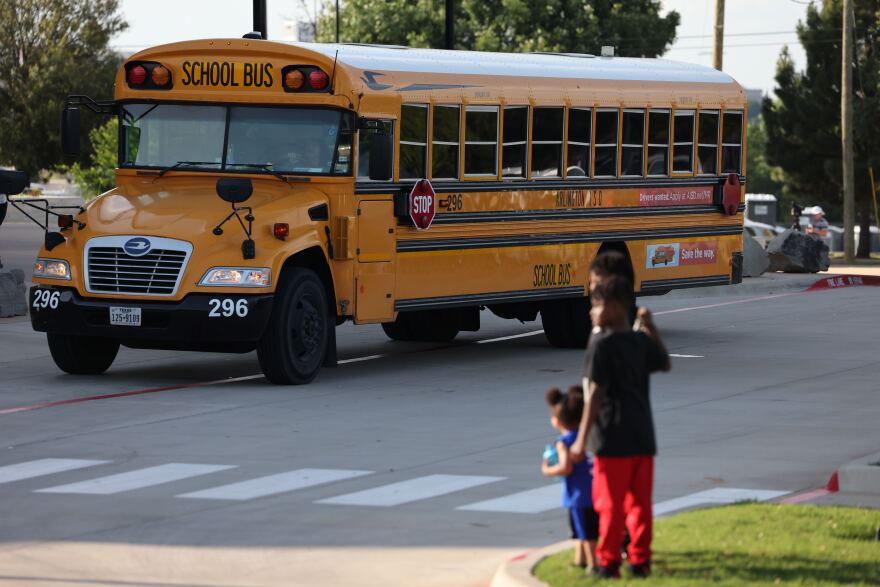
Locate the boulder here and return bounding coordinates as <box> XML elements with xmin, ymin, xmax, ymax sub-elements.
<box><xmin>767</xmin><ymin>229</ymin><xmax>830</xmax><ymax>273</ymax></box>
<box><xmin>742</xmin><ymin>232</ymin><xmax>770</xmax><ymax>277</ymax></box>
<box><xmin>0</xmin><ymin>268</ymin><xmax>27</xmax><ymax>317</ymax></box>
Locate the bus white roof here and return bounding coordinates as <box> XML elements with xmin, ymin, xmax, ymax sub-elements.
<box><xmin>294</xmin><ymin>42</ymin><xmax>739</xmax><ymax>86</ymax></box>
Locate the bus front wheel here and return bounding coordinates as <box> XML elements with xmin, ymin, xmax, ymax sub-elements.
<box><xmin>47</xmin><ymin>333</ymin><xmax>119</xmax><ymax>375</ymax></box>
<box><xmin>540</xmin><ymin>298</ymin><xmax>591</xmax><ymax>349</ymax></box>
<box><xmin>257</xmin><ymin>268</ymin><xmax>329</xmax><ymax>385</ymax></box>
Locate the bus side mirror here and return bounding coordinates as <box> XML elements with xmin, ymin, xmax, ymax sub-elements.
<box><xmin>369</xmin><ymin>132</ymin><xmax>393</xmax><ymax>181</ymax></box>
<box><xmin>61</xmin><ymin>107</ymin><xmax>81</xmax><ymax>156</ymax></box>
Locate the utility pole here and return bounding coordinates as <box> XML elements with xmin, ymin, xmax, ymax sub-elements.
<box><xmin>336</xmin><ymin>0</ymin><xmax>340</xmax><ymax>43</ymax></box>
<box><xmin>712</xmin><ymin>0</ymin><xmax>725</xmax><ymax>70</ymax></box>
<box><xmin>445</xmin><ymin>0</ymin><xmax>454</xmax><ymax>50</ymax></box>
<box><xmin>842</xmin><ymin>0</ymin><xmax>855</xmax><ymax>262</ymax></box>
<box><xmin>253</xmin><ymin>0</ymin><xmax>267</xmax><ymax>39</ymax></box>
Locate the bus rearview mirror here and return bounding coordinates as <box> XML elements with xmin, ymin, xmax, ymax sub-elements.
<box><xmin>61</xmin><ymin>107</ymin><xmax>81</xmax><ymax>156</ymax></box>
<box><xmin>369</xmin><ymin>133</ymin><xmax>393</xmax><ymax>181</ymax></box>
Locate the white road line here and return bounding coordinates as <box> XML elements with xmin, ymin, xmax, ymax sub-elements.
<box><xmin>654</xmin><ymin>487</ymin><xmax>789</xmax><ymax>516</ymax></box>
<box><xmin>339</xmin><ymin>354</ymin><xmax>387</xmax><ymax>364</ymax></box>
<box><xmin>458</xmin><ymin>484</ymin><xmax>560</xmax><ymax>514</ymax></box>
<box><xmin>669</xmin><ymin>353</ymin><xmax>704</xmax><ymax>358</ymax></box>
<box><xmin>177</xmin><ymin>468</ymin><xmax>373</xmax><ymax>501</ymax></box>
<box><xmin>317</xmin><ymin>474</ymin><xmax>505</xmax><ymax>507</ymax></box>
<box><xmin>0</xmin><ymin>458</ymin><xmax>109</xmax><ymax>485</ymax></box>
<box><xmin>35</xmin><ymin>463</ymin><xmax>236</xmax><ymax>495</ymax></box>
<box><xmin>476</xmin><ymin>330</ymin><xmax>544</xmax><ymax>344</ymax></box>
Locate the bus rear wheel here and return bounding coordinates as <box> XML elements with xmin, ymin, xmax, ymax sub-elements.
<box><xmin>257</xmin><ymin>268</ymin><xmax>329</xmax><ymax>385</ymax></box>
<box><xmin>47</xmin><ymin>333</ymin><xmax>119</xmax><ymax>375</ymax></box>
<box><xmin>381</xmin><ymin>310</ymin><xmax>459</xmax><ymax>342</ymax></box>
<box><xmin>540</xmin><ymin>298</ymin><xmax>591</xmax><ymax>349</ymax></box>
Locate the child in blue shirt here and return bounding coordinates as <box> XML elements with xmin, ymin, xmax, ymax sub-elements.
<box><xmin>542</xmin><ymin>385</ymin><xmax>598</xmax><ymax>570</ymax></box>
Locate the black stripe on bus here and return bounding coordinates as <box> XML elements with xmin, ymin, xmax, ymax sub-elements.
<box><xmin>397</xmin><ymin>224</ymin><xmax>742</xmax><ymax>253</ymax></box>
<box><xmin>395</xmin><ymin>286</ymin><xmax>585</xmax><ymax>311</ymax></box>
<box><xmin>639</xmin><ymin>275</ymin><xmax>731</xmax><ymax>292</ymax></box>
<box><xmin>355</xmin><ymin>175</ymin><xmax>746</xmax><ymax>195</ymax></box>
<box><xmin>432</xmin><ymin>203</ymin><xmax>745</xmax><ymax>225</ymax></box>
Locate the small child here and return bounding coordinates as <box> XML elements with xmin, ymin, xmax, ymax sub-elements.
<box><xmin>579</xmin><ymin>275</ymin><xmax>670</xmax><ymax>578</ymax></box>
<box><xmin>542</xmin><ymin>386</ymin><xmax>598</xmax><ymax>571</ymax></box>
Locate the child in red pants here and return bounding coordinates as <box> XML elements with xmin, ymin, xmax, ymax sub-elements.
<box><xmin>578</xmin><ymin>276</ymin><xmax>670</xmax><ymax>578</ymax></box>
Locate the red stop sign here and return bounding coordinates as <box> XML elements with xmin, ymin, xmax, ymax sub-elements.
<box><xmin>409</xmin><ymin>179</ymin><xmax>436</xmax><ymax>230</ymax></box>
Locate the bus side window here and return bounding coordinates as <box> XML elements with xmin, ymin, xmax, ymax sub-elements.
<box><xmin>531</xmin><ymin>107</ymin><xmax>563</xmax><ymax>178</ymax></box>
<box><xmin>464</xmin><ymin>105</ymin><xmax>499</xmax><ymax>176</ymax></box>
<box><xmin>698</xmin><ymin>110</ymin><xmax>719</xmax><ymax>175</ymax></box>
<box><xmin>432</xmin><ymin>105</ymin><xmax>460</xmax><ymax>179</ymax></box>
<box><xmin>621</xmin><ymin>109</ymin><xmax>645</xmax><ymax>176</ymax></box>
<box><xmin>502</xmin><ymin>106</ymin><xmax>528</xmax><ymax>178</ymax></box>
<box><xmin>672</xmin><ymin>110</ymin><xmax>695</xmax><ymax>173</ymax></box>
<box><xmin>566</xmin><ymin>108</ymin><xmax>591</xmax><ymax>178</ymax></box>
<box><xmin>400</xmin><ymin>104</ymin><xmax>428</xmax><ymax>179</ymax></box>
<box><xmin>721</xmin><ymin>111</ymin><xmax>743</xmax><ymax>174</ymax></box>
<box><xmin>357</xmin><ymin>120</ymin><xmax>394</xmax><ymax>180</ymax></box>
<box><xmin>594</xmin><ymin>109</ymin><xmax>619</xmax><ymax>177</ymax></box>
<box><xmin>647</xmin><ymin>110</ymin><xmax>670</xmax><ymax>176</ymax></box>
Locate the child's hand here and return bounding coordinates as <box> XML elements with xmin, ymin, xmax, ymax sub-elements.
<box><xmin>636</xmin><ymin>307</ymin><xmax>654</xmax><ymax>328</ymax></box>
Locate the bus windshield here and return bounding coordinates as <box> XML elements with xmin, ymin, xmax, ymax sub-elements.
<box><xmin>120</xmin><ymin>104</ymin><xmax>354</xmax><ymax>175</ymax></box>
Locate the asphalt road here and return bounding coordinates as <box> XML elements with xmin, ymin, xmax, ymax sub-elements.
<box><xmin>0</xmin><ymin>268</ymin><xmax>878</xmax><ymax>586</ymax></box>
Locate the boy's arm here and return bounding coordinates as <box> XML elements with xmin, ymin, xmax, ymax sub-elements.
<box><xmin>570</xmin><ymin>379</ymin><xmax>605</xmax><ymax>460</ymax></box>
<box><xmin>637</xmin><ymin>307</ymin><xmax>671</xmax><ymax>372</ymax></box>
<box><xmin>542</xmin><ymin>440</ymin><xmax>574</xmax><ymax>477</ymax></box>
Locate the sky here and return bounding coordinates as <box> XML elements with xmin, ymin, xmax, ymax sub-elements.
<box><xmin>112</xmin><ymin>0</ymin><xmax>811</xmax><ymax>95</ymax></box>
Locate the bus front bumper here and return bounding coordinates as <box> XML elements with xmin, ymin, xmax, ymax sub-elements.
<box><xmin>29</xmin><ymin>286</ymin><xmax>274</xmax><ymax>352</ymax></box>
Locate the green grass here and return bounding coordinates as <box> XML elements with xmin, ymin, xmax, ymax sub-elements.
<box><xmin>533</xmin><ymin>504</ymin><xmax>880</xmax><ymax>586</ymax></box>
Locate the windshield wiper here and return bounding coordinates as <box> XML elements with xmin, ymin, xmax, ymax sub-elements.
<box><xmin>156</xmin><ymin>161</ymin><xmax>220</xmax><ymax>177</ymax></box>
<box><xmin>225</xmin><ymin>163</ymin><xmax>290</xmax><ymax>184</ymax></box>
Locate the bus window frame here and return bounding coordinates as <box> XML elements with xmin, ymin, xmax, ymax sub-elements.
<box><xmin>620</xmin><ymin>108</ymin><xmax>646</xmax><ymax>178</ymax></box>
<box><xmin>565</xmin><ymin>106</ymin><xmax>592</xmax><ymax>180</ymax></box>
<box><xmin>530</xmin><ymin>106</ymin><xmax>565</xmax><ymax>179</ymax></box>
<box><xmin>593</xmin><ymin>107</ymin><xmax>620</xmax><ymax>178</ymax></box>
<box><xmin>671</xmin><ymin>109</ymin><xmax>696</xmax><ymax>176</ymax></box>
<box><xmin>398</xmin><ymin>103</ymin><xmax>429</xmax><ymax>180</ymax></box>
<box><xmin>463</xmin><ymin>104</ymin><xmax>500</xmax><ymax>179</ymax></box>
<box><xmin>118</xmin><ymin>100</ymin><xmax>357</xmax><ymax>178</ymax></box>
<box><xmin>721</xmin><ymin>109</ymin><xmax>744</xmax><ymax>175</ymax></box>
<box><xmin>697</xmin><ymin>109</ymin><xmax>720</xmax><ymax>176</ymax></box>
<box><xmin>501</xmin><ymin>105</ymin><xmax>529</xmax><ymax>181</ymax></box>
<box><xmin>645</xmin><ymin>109</ymin><xmax>670</xmax><ymax>177</ymax></box>
<box><xmin>430</xmin><ymin>103</ymin><xmax>461</xmax><ymax>181</ymax></box>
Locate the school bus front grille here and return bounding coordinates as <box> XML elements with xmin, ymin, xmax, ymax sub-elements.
<box><xmin>86</xmin><ymin>247</ymin><xmax>187</xmax><ymax>295</ymax></box>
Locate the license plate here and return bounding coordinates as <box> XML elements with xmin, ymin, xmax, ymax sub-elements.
<box><xmin>110</xmin><ymin>306</ymin><xmax>141</xmax><ymax>327</ymax></box>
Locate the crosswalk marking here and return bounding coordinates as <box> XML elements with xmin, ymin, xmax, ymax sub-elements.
<box><xmin>35</xmin><ymin>463</ymin><xmax>236</xmax><ymax>495</ymax></box>
<box><xmin>458</xmin><ymin>484</ymin><xmax>560</xmax><ymax>514</ymax></box>
<box><xmin>654</xmin><ymin>487</ymin><xmax>789</xmax><ymax>516</ymax></box>
<box><xmin>317</xmin><ymin>474</ymin><xmax>505</xmax><ymax>507</ymax></box>
<box><xmin>0</xmin><ymin>458</ymin><xmax>109</xmax><ymax>485</ymax></box>
<box><xmin>178</xmin><ymin>468</ymin><xmax>373</xmax><ymax>501</ymax></box>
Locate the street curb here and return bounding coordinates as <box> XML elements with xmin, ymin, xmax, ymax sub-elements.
<box><xmin>489</xmin><ymin>541</ymin><xmax>572</xmax><ymax>587</ymax></box>
<box><xmin>839</xmin><ymin>451</ymin><xmax>880</xmax><ymax>494</ymax></box>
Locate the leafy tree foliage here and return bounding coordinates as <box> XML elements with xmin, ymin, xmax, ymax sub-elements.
<box><xmin>0</xmin><ymin>0</ymin><xmax>126</xmax><ymax>177</ymax></box>
<box><xmin>316</xmin><ymin>0</ymin><xmax>679</xmax><ymax>57</ymax></box>
<box><xmin>67</xmin><ymin>118</ymin><xmax>117</xmax><ymax>200</ymax></box>
<box><xmin>745</xmin><ymin>116</ymin><xmax>787</xmax><ymax>217</ymax></box>
<box><xmin>763</xmin><ymin>1</ymin><xmax>879</xmax><ymax>256</ymax></box>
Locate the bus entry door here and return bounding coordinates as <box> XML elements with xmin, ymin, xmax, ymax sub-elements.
<box><xmin>355</xmin><ymin>200</ymin><xmax>395</xmax><ymax>322</ymax></box>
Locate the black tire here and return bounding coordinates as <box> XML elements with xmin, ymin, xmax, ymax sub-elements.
<box><xmin>257</xmin><ymin>268</ymin><xmax>329</xmax><ymax>385</ymax></box>
<box><xmin>47</xmin><ymin>333</ymin><xmax>119</xmax><ymax>375</ymax></box>
<box><xmin>381</xmin><ymin>310</ymin><xmax>459</xmax><ymax>342</ymax></box>
<box><xmin>540</xmin><ymin>298</ymin><xmax>592</xmax><ymax>348</ymax></box>
<box><xmin>381</xmin><ymin>317</ymin><xmax>414</xmax><ymax>341</ymax></box>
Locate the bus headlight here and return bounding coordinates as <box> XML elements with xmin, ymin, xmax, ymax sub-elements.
<box><xmin>199</xmin><ymin>267</ymin><xmax>272</xmax><ymax>287</ymax></box>
<box><xmin>33</xmin><ymin>258</ymin><xmax>71</xmax><ymax>280</ymax></box>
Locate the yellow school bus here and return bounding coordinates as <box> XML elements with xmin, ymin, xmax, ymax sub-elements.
<box><xmin>25</xmin><ymin>40</ymin><xmax>746</xmax><ymax>384</ymax></box>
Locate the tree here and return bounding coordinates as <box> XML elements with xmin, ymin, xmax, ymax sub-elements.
<box><xmin>745</xmin><ymin>116</ymin><xmax>788</xmax><ymax>218</ymax></box>
<box><xmin>763</xmin><ymin>1</ymin><xmax>879</xmax><ymax>257</ymax></box>
<box><xmin>67</xmin><ymin>118</ymin><xmax>117</xmax><ymax>200</ymax></box>
<box><xmin>316</xmin><ymin>0</ymin><xmax>679</xmax><ymax>57</ymax></box>
<box><xmin>0</xmin><ymin>0</ymin><xmax>126</xmax><ymax>177</ymax></box>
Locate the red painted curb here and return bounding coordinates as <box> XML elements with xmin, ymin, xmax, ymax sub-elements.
<box><xmin>807</xmin><ymin>274</ymin><xmax>880</xmax><ymax>292</ymax></box>
<box><xmin>826</xmin><ymin>469</ymin><xmax>840</xmax><ymax>492</ymax></box>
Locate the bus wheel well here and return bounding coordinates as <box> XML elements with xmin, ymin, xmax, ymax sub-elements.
<box><xmin>596</xmin><ymin>241</ymin><xmax>635</xmax><ymax>283</ymax></box>
<box><xmin>281</xmin><ymin>247</ymin><xmax>336</xmax><ymax>317</ymax></box>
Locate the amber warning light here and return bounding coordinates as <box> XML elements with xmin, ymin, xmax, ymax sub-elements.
<box><xmin>125</xmin><ymin>61</ymin><xmax>173</xmax><ymax>90</ymax></box>
<box><xmin>282</xmin><ymin>66</ymin><xmax>330</xmax><ymax>93</ymax></box>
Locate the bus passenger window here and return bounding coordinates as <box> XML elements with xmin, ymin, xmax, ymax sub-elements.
<box><xmin>531</xmin><ymin>107</ymin><xmax>563</xmax><ymax>178</ymax></box>
<box><xmin>647</xmin><ymin>110</ymin><xmax>670</xmax><ymax>176</ymax></box>
<box><xmin>621</xmin><ymin>110</ymin><xmax>645</xmax><ymax>176</ymax></box>
<box><xmin>698</xmin><ymin>110</ymin><xmax>719</xmax><ymax>175</ymax></box>
<box><xmin>566</xmin><ymin>108</ymin><xmax>591</xmax><ymax>178</ymax></box>
<box><xmin>594</xmin><ymin>109</ymin><xmax>619</xmax><ymax>177</ymax></box>
<box><xmin>672</xmin><ymin>110</ymin><xmax>695</xmax><ymax>173</ymax></box>
<box><xmin>502</xmin><ymin>106</ymin><xmax>528</xmax><ymax>178</ymax></box>
<box><xmin>721</xmin><ymin>111</ymin><xmax>743</xmax><ymax>174</ymax></box>
<box><xmin>400</xmin><ymin>104</ymin><xmax>428</xmax><ymax>179</ymax></box>
<box><xmin>465</xmin><ymin>106</ymin><xmax>499</xmax><ymax>176</ymax></box>
<box><xmin>432</xmin><ymin>105</ymin><xmax>460</xmax><ymax>179</ymax></box>
<box><xmin>357</xmin><ymin>120</ymin><xmax>393</xmax><ymax>180</ymax></box>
